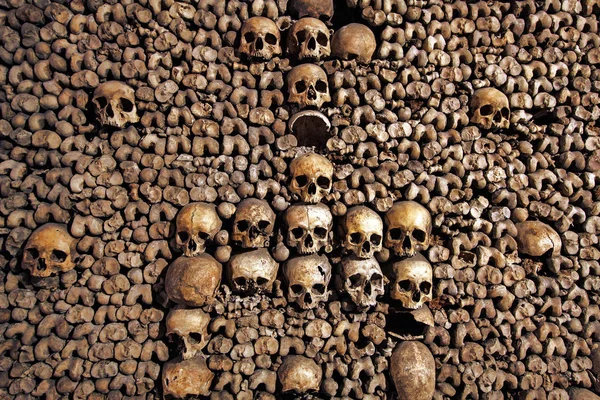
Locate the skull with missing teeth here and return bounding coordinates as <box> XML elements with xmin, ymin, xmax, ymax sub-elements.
<box><xmin>174</xmin><ymin>202</ymin><xmax>222</xmax><ymax>257</ymax></box>
<box><xmin>341</xmin><ymin>206</ymin><xmax>383</xmax><ymax>259</ymax></box>
<box><xmin>240</xmin><ymin>17</ymin><xmax>281</xmax><ymax>60</ymax></box>
<box><xmin>93</xmin><ymin>81</ymin><xmax>139</xmax><ymax>128</ymax></box>
<box><xmin>337</xmin><ymin>256</ymin><xmax>385</xmax><ymax>309</ymax></box>
<box><xmin>287</xmin><ymin>64</ymin><xmax>331</xmax><ymax>109</ymax></box>
<box><xmin>288</xmin><ymin>18</ymin><xmax>331</xmax><ymax>60</ymax></box>
<box><xmin>166</xmin><ymin>308</ymin><xmax>210</xmax><ymax>359</ymax></box>
<box><xmin>385</xmin><ymin>253</ymin><xmax>432</xmax><ymax>310</ymax></box>
<box><xmin>384</xmin><ymin>201</ymin><xmax>432</xmax><ymax>257</ymax></box>
<box><xmin>470</xmin><ymin>87</ymin><xmax>510</xmax><ymax>130</ymax></box>
<box><xmin>289</xmin><ymin>153</ymin><xmax>333</xmax><ymax>204</ymax></box>
<box><xmin>227</xmin><ymin>248</ymin><xmax>279</xmax><ymax>295</ymax></box>
<box><xmin>232</xmin><ymin>198</ymin><xmax>276</xmax><ymax>249</ymax></box>
<box><xmin>22</xmin><ymin>224</ymin><xmax>78</xmax><ymax>278</ymax></box>
<box><xmin>284</xmin><ymin>203</ymin><xmax>333</xmax><ymax>254</ymax></box>
<box><xmin>284</xmin><ymin>254</ymin><xmax>332</xmax><ymax>309</ymax></box>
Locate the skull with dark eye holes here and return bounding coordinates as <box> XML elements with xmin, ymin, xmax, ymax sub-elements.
<box><xmin>92</xmin><ymin>81</ymin><xmax>139</xmax><ymax>128</ymax></box>
<box><xmin>284</xmin><ymin>203</ymin><xmax>333</xmax><ymax>254</ymax></box>
<box><xmin>231</xmin><ymin>198</ymin><xmax>276</xmax><ymax>249</ymax></box>
<box><xmin>21</xmin><ymin>224</ymin><xmax>78</xmax><ymax>278</ymax></box>
<box><xmin>288</xmin><ymin>18</ymin><xmax>331</xmax><ymax>61</ymax></box>
<box><xmin>284</xmin><ymin>254</ymin><xmax>332</xmax><ymax>310</ymax></box>
<box><xmin>470</xmin><ymin>87</ymin><xmax>510</xmax><ymax>130</ymax></box>
<box><xmin>287</xmin><ymin>64</ymin><xmax>331</xmax><ymax>109</ymax></box>
<box><xmin>384</xmin><ymin>253</ymin><xmax>433</xmax><ymax>310</ymax></box>
<box><xmin>239</xmin><ymin>17</ymin><xmax>282</xmax><ymax>60</ymax></box>
<box><xmin>289</xmin><ymin>153</ymin><xmax>333</xmax><ymax>204</ymax></box>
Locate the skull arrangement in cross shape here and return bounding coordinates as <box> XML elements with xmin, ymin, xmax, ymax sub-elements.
<box><xmin>384</xmin><ymin>201</ymin><xmax>432</xmax><ymax>257</ymax></box>
<box><xmin>287</xmin><ymin>64</ymin><xmax>331</xmax><ymax>109</ymax></box>
<box><xmin>341</xmin><ymin>206</ymin><xmax>383</xmax><ymax>259</ymax></box>
<box><xmin>174</xmin><ymin>202</ymin><xmax>222</xmax><ymax>257</ymax></box>
<box><xmin>22</xmin><ymin>224</ymin><xmax>78</xmax><ymax>278</ymax></box>
<box><xmin>165</xmin><ymin>308</ymin><xmax>211</xmax><ymax>360</ymax></box>
<box><xmin>337</xmin><ymin>256</ymin><xmax>385</xmax><ymax>309</ymax></box>
<box><xmin>289</xmin><ymin>153</ymin><xmax>334</xmax><ymax>204</ymax></box>
<box><xmin>284</xmin><ymin>203</ymin><xmax>333</xmax><ymax>254</ymax></box>
<box><xmin>226</xmin><ymin>248</ymin><xmax>279</xmax><ymax>295</ymax></box>
<box><xmin>284</xmin><ymin>254</ymin><xmax>332</xmax><ymax>310</ymax></box>
<box><xmin>92</xmin><ymin>81</ymin><xmax>139</xmax><ymax>128</ymax></box>
<box><xmin>288</xmin><ymin>18</ymin><xmax>331</xmax><ymax>61</ymax></box>
<box><xmin>470</xmin><ymin>87</ymin><xmax>510</xmax><ymax>130</ymax></box>
<box><xmin>385</xmin><ymin>253</ymin><xmax>433</xmax><ymax>310</ymax></box>
<box><xmin>231</xmin><ymin>198</ymin><xmax>276</xmax><ymax>249</ymax></box>
<box><xmin>239</xmin><ymin>17</ymin><xmax>281</xmax><ymax>60</ymax></box>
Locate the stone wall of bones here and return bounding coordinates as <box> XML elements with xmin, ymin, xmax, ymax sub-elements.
<box><xmin>1</xmin><ymin>0</ymin><xmax>600</xmax><ymax>398</ymax></box>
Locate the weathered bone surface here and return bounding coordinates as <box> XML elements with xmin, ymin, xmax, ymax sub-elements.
<box><xmin>289</xmin><ymin>153</ymin><xmax>334</xmax><ymax>203</ymax></box>
<box><xmin>232</xmin><ymin>198</ymin><xmax>276</xmax><ymax>249</ymax></box>
<box><xmin>22</xmin><ymin>224</ymin><xmax>78</xmax><ymax>278</ymax></box>
<box><xmin>284</xmin><ymin>254</ymin><xmax>332</xmax><ymax>309</ymax></box>
<box><xmin>384</xmin><ymin>201</ymin><xmax>432</xmax><ymax>258</ymax></box>
<box><xmin>165</xmin><ymin>255</ymin><xmax>222</xmax><ymax>307</ymax></box>
<box><xmin>288</xmin><ymin>18</ymin><xmax>331</xmax><ymax>61</ymax></box>
<box><xmin>240</xmin><ymin>17</ymin><xmax>282</xmax><ymax>60</ymax></box>
<box><xmin>287</xmin><ymin>64</ymin><xmax>331</xmax><ymax>108</ymax></box>
<box><xmin>341</xmin><ymin>205</ymin><xmax>383</xmax><ymax>259</ymax></box>
<box><xmin>226</xmin><ymin>248</ymin><xmax>279</xmax><ymax>294</ymax></box>
<box><xmin>331</xmin><ymin>23</ymin><xmax>377</xmax><ymax>63</ymax></box>
<box><xmin>337</xmin><ymin>255</ymin><xmax>384</xmax><ymax>309</ymax></box>
<box><xmin>470</xmin><ymin>87</ymin><xmax>511</xmax><ymax>131</ymax></box>
<box><xmin>385</xmin><ymin>253</ymin><xmax>432</xmax><ymax>310</ymax></box>
<box><xmin>174</xmin><ymin>202</ymin><xmax>222</xmax><ymax>257</ymax></box>
<box><xmin>278</xmin><ymin>355</ymin><xmax>322</xmax><ymax>393</ymax></box>
<box><xmin>284</xmin><ymin>203</ymin><xmax>333</xmax><ymax>254</ymax></box>
<box><xmin>390</xmin><ymin>341</ymin><xmax>435</xmax><ymax>400</ymax></box>
<box><xmin>162</xmin><ymin>356</ymin><xmax>214</xmax><ymax>398</ymax></box>
<box><xmin>92</xmin><ymin>81</ymin><xmax>139</xmax><ymax>128</ymax></box>
<box><xmin>166</xmin><ymin>308</ymin><xmax>211</xmax><ymax>359</ymax></box>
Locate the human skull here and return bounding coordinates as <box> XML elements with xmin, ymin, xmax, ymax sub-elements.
<box><xmin>470</xmin><ymin>87</ymin><xmax>510</xmax><ymax>130</ymax></box>
<box><xmin>384</xmin><ymin>201</ymin><xmax>432</xmax><ymax>257</ymax></box>
<box><xmin>284</xmin><ymin>254</ymin><xmax>331</xmax><ymax>309</ymax></box>
<box><xmin>331</xmin><ymin>23</ymin><xmax>376</xmax><ymax>64</ymax></box>
<box><xmin>287</xmin><ymin>64</ymin><xmax>331</xmax><ymax>109</ymax></box>
<box><xmin>227</xmin><ymin>248</ymin><xmax>279</xmax><ymax>295</ymax></box>
<box><xmin>284</xmin><ymin>203</ymin><xmax>333</xmax><ymax>254</ymax></box>
<box><xmin>288</xmin><ymin>0</ymin><xmax>334</xmax><ymax>20</ymax></box>
<box><xmin>337</xmin><ymin>256</ymin><xmax>384</xmax><ymax>309</ymax></box>
<box><xmin>162</xmin><ymin>356</ymin><xmax>214</xmax><ymax>398</ymax></box>
<box><xmin>390</xmin><ymin>341</ymin><xmax>436</xmax><ymax>400</ymax></box>
<box><xmin>239</xmin><ymin>17</ymin><xmax>281</xmax><ymax>60</ymax></box>
<box><xmin>22</xmin><ymin>224</ymin><xmax>78</xmax><ymax>278</ymax></box>
<box><xmin>288</xmin><ymin>18</ymin><xmax>331</xmax><ymax>61</ymax></box>
<box><xmin>385</xmin><ymin>253</ymin><xmax>433</xmax><ymax>310</ymax></box>
<box><xmin>92</xmin><ymin>81</ymin><xmax>139</xmax><ymax>128</ymax></box>
<box><xmin>278</xmin><ymin>355</ymin><xmax>322</xmax><ymax>393</ymax></box>
<box><xmin>165</xmin><ymin>254</ymin><xmax>222</xmax><ymax>307</ymax></box>
<box><xmin>231</xmin><ymin>198</ymin><xmax>276</xmax><ymax>248</ymax></box>
<box><xmin>515</xmin><ymin>221</ymin><xmax>562</xmax><ymax>258</ymax></box>
<box><xmin>174</xmin><ymin>202</ymin><xmax>222</xmax><ymax>257</ymax></box>
<box><xmin>166</xmin><ymin>308</ymin><xmax>211</xmax><ymax>359</ymax></box>
<box><xmin>289</xmin><ymin>153</ymin><xmax>333</xmax><ymax>204</ymax></box>
<box><xmin>341</xmin><ymin>206</ymin><xmax>383</xmax><ymax>259</ymax></box>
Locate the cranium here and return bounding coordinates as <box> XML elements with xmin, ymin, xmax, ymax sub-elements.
<box><xmin>385</xmin><ymin>253</ymin><xmax>433</xmax><ymax>310</ymax></box>
<box><xmin>331</xmin><ymin>23</ymin><xmax>376</xmax><ymax>64</ymax></box>
<box><xmin>92</xmin><ymin>81</ymin><xmax>139</xmax><ymax>128</ymax></box>
<box><xmin>384</xmin><ymin>201</ymin><xmax>432</xmax><ymax>257</ymax></box>
<box><xmin>278</xmin><ymin>355</ymin><xmax>322</xmax><ymax>393</ymax></box>
<box><xmin>231</xmin><ymin>198</ymin><xmax>276</xmax><ymax>249</ymax></box>
<box><xmin>284</xmin><ymin>254</ymin><xmax>331</xmax><ymax>310</ymax></box>
<box><xmin>288</xmin><ymin>18</ymin><xmax>331</xmax><ymax>61</ymax></box>
<box><xmin>289</xmin><ymin>153</ymin><xmax>333</xmax><ymax>204</ymax></box>
<box><xmin>162</xmin><ymin>356</ymin><xmax>214</xmax><ymax>398</ymax></box>
<box><xmin>341</xmin><ymin>206</ymin><xmax>383</xmax><ymax>259</ymax></box>
<box><xmin>337</xmin><ymin>256</ymin><xmax>384</xmax><ymax>309</ymax></box>
<box><xmin>390</xmin><ymin>341</ymin><xmax>436</xmax><ymax>400</ymax></box>
<box><xmin>287</xmin><ymin>64</ymin><xmax>331</xmax><ymax>109</ymax></box>
<box><xmin>22</xmin><ymin>224</ymin><xmax>78</xmax><ymax>278</ymax></box>
<box><xmin>166</xmin><ymin>308</ymin><xmax>211</xmax><ymax>359</ymax></box>
<box><xmin>239</xmin><ymin>17</ymin><xmax>281</xmax><ymax>60</ymax></box>
<box><xmin>174</xmin><ymin>202</ymin><xmax>222</xmax><ymax>257</ymax></box>
<box><xmin>470</xmin><ymin>87</ymin><xmax>510</xmax><ymax>130</ymax></box>
<box><xmin>515</xmin><ymin>221</ymin><xmax>562</xmax><ymax>258</ymax></box>
<box><xmin>165</xmin><ymin>254</ymin><xmax>222</xmax><ymax>307</ymax></box>
<box><xmin>284</xmin><ymin>203</ymin><xmax>333</xmax><ymax>255</ymax></box>
<box><xmin>226</xmin><ymin>248</ymin><xmax>279</xmax><ymax>295</ymax></box>
<box><xmin>288</xmin><ymin>0</ymin><xmax>334</xmax><ymax>20</ymax></box>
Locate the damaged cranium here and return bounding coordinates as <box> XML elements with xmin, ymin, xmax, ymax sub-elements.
<box><xmin>166</xmin><ymin>308</ymin><xmax>211</xmax><ymax>359</ymax></box>
<box><xmin>289</xmin><ymin>153</ymin><xmax>333</xmax><ymax>204</ymax></box>
<box><xmin>284</xmin><ymin>203</ymin><xmax>333</xmax><ymax>254</ymax></box>
<box><xmin>385</xmin><ymin>253</ymin><xmax>433</xmax><ymax>310</ymax></box>
<box><xmin>232</xmin><ymin>198</ymin><xmax>276</xmax><ymax>249</ymax></box>
<box><xmin>390</xmin><ymin>341</ymin><xmax>436</xmax><ymax>400</ymax></box>
<box><xmin>239</xmin><ymin>17</ymin><xmax>282</xmax><ymax>60</ymax></box>
<box><xmin>287</xmin><ymin>64</ymin><xmax>331</xmax><ymax>109</ymax></box>
<box><xmin>515</xmin><ymin>221</ymin><xmax>562</xmax><ymax>258</ymax></box>
<box><xmin>162</xmin><ymin>356</ymin><xmax>214</xmax><ymax>398</ymax></box>
<box><xmin>288</xmin><ymin>18</ymin><xmax>331</xmax><ymax>60</ymax></box>
<box><xmin>22</xmin><ymin>224</ymin><xmax>78</xmax><ymax>278</ymax></box>
<box><xmin>174</xmin><ymin>202</ymin><xmax>222</xmax><ymax>257</ymax></box>
<box><xmin>384</xmin><ymin>201</ymin><xmax>432</xmax><ymax>257</ymax></box>
<box><xmin>278</xmin><ymin>355</ymin><xmax>323</xmax><ymax>393</ymax></box>
<box><xmin>341</xmin><ymin>206</ymin><xmax>383</xmax><ymax>259</ymax></box>
<box><xmin>331</xmin><ymin>23</ymin><xmax>377</xmax><ymax>63</ymax></box>
<box><xmin>284</xmin><ymin>254</ymin><xmax>332</xmax><ymax>310</ymax></box>
<box><xmin>470</xmin><ymin>87</ymin><xmax>510</xmax><ymax>130</ymax></box>
<box><xmin>165</xmin><ymin>254</ymin><xmax>222</xmax><ymax>307</ymax></box>
<box><xmin>337</xmin><ymin>256</ymin><xmax>385</xmax><ymax>309</ymax></box>
<box><xmin>92</xmin><ymin>81</ymin><xmax>139</xmax><ymax>128</ymax></box>
<box><xmin>227</xmin><ymin>248</ymin><xmax>279</xmax><ymax>295</ymax></box>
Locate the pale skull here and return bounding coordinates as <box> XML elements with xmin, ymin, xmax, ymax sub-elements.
<box><xmin>331</xmin><ymin>23</ymin><xmax>376</xmax><ymax>64</ymax></box>
<box><xmin>385</xmin><ymin>253</ymin><xmax>432</xmax><ymax>310</ymax></box>
<box><xmin>284</xmin><ymin>254</ymin><xmax>332</xmax><ymax>309</ymax></box>
<box><xmin>284</xmin><ymin>203</ymin><xmax>333</xmax><ymax>254</ymax></box>
<box><xmin>174</xmin><ymin>202</ymin><xmax>222</xmax><ymax>257</ymax></box>
<box><xmin>22</xmin><ymin>224</ymin><xmax>78</xmax><ymax>278</ymax></box>
<box><xmin>288</xmin><ymin>18</ymin><xmax>331</xmax><ymax>60</ymax></box>
<box><xmin>515</xmin><ymin>221</ymin><xmax>562</xmax><ymax>258</ymax></box>
<box><xmin>162</xmin><ymin>356</ymin><xmax>214</xmax><ymax>398</ymax></box>
<box><xmin>232</xmin><ymin>198</ymin><xmax>276</xmax><ymax>248</ymax></box>
<box><xmin>384</xmin><ymin>201</ymin><xmax>432</xmax><ymax>257</ymax></box>
<box><xmin>287</xmin><ymin>64</ymin><xmax>331</xmax><ymax>109</ymax></box>
<box><xmin>278</xmin><ymin>355</ymin><xmax>323</xmax><ymax>394</ymax></box>
<box><xmin>92</xmin><ymin>81</ymin><xmax>139</xmax><ymax>128</ymax></box>
<box><xmin>470</xmin><ymin>87</ymin><xmax>510</xmax><ymax>130</ymax></box>
<box><xmin>165</xmin><ymin>254</ymin><xmax>222</xmax><ymax>307</ymax></box>
<box><xmin>338</xmin><ymin>256</ymin><xmax>384</xmax><ymax>309</ymax></box>
<box><xmin>227</xmin><ymin>248</ymin><xmax>279</xmax><ymax>295</ymax></box>
<box><xmin>289</xmin><ymin>153</ymin><xmax>333</xmax><ymax>204</ymax></box>
<box><xmin>390</xmin><ymin>341</ymin><xmax>436</xmax><ymax>400</ymax></box>
<box><xmin>166</xmin><ymin>308</ymin><xmax>211</xmax><ymax>359</ymax></box>
<box><xmin>240</xmin><ymin>17</ymin><xmax>281</xmax><ymax>60</ymax></box>
<box><xmin>341</xmin><ymin>206</ymin><xmax>383</xmax><ymax>259</ymax></box>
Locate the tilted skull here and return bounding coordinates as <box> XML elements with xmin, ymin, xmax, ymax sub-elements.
<box><xmin>239</xmin><ymin>17</ymin><xmax>281</xmax><ymax>60</ymax></box>
<box><xmin>92</xmin><ymin>81</ymin><xmax>139</xmax><ymax>128</ymax></box>
<box><xmin>289</xmin><ymin>153</ymin><xmax>333</xmax><ymax>204</ymax></box>
<box><xmin>288</xmin><ymin>0</ymin><xmax>334</xmax><ymax>20</ymax></box>
<box><xmin>331</xmin><ymin>23</ymin><xmax>377</xmax><ymax>64</ymax></box>
<box><xmin>337</xmin><ymin>256</ymin><xmax>384</xmax><ymax>309</ymax></box>
<box><xmin>231</xmin><ymin>198</ymin><xmax>276</xmax><ymax>249</ymax></box>
<box><xmin>515</xmin><ymin>221</ymin><xmax>562</xmax><ymax>258</ymax></box>
<box><xmin>390</xmin><ymin>341</ymin><xmax>436</xmax><ymax>400</ymax></box>
<box><xmin>166</xmin><ymin>308</ymin><xmax>211</xmax><ymax>359</ymax></box>
<box><xmin>165</xmin><ymin>254</ymin><xmax>222</xmax><ymax>307</ymax></box>
<box><xmin>284</xmin><ymin>254</ymin><xmax>331</xmax><ymax>309</ymax></box>
<box><xmin>384</xmin><ymin>201</ymin><xmax>432</xmax><ymax>257</ymax></box>
<box><xmin>278</xmin><ymin>355</ymin><xmax>323</xmax><ymax>393</ymax></box>
<box><xmin>284</xmin><ymin>203</ymin><xmax>333</xmax><ymax>254</ymax></box>
<box><xmin>287</xmin><ymin>64</ymin><xmax>331</xmax><ymax>109</ymax></box>
<box><xmin>227</xmin><ymin>248</ymin><xmax>279</xmax><ymax>295</ymax></box>
<box><xmin>22</xmin><ymin>224</ymin><xmax>78</xmax><ymax>278</ymax></box>
<box><xmin>174</xmin><ymin>202</ymin><xmax>222</xmax><ymax>257</ymax></box>
<box><xmin>385</xmin><ymin>253</ymin><xmax>433</xmax><ymax>310</ymax></box>
<box><xmin>288</xmin><ymin>18</ymin><xmax>331</xmax><ymax>61</ymax></box>
<box><xmin>162</xmin><ymin>356</ymin><xmax>214</xmax><ymax>398</ymax></box>
<box><xmin>470</xmin><ymin>87</ymin><xmax>510</xmax><ymax>130</ymax></box>
<box><xmin>341</xmin><ymin>206</ymin><xmax>383</xmax><ymax>259</ymax></box>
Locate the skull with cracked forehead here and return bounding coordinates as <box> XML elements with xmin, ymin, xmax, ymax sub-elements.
<box><xmin>470</xmin><ymin>87</ymin><xmax>510</xmax><ymax>130</ymax></box>
<box><xmin>341</xmin><ymin>206</ymin><xmax>383</xmax><ymax>259</ymax></box>
<box><xmin>162</xmin><ymin>356</ymin><xmax>214</xmax><ymax>398</ymax></box>
<box><xmin>240</xmin><ymin>17</ymin><xmax>281</xmax><ymax>60</ymax></box>
<box><xmin>174</xmin><ymin>202</ymin><xmax>222</xmax><ymax>257</ymax></box>
<box><xmin>289</xmin><ymin>153</ymin><xmax>333</xmax><ymax>204</ymax></box>
<box><xmin>515</xmin><ymin>221</ymin><xmax>562</xmax><ymax>258</ymax></box>
<box><xmin>278</xmin><ymin>355</ymin><xmax>323</xmax><ymax>394</ymax></box>
<box><xmin>331</xmin><ymin>23</ymin><xmax>377</xmax><ymax>64</ymax></box>
<box><xmin>22</xmin><ymin>224</ymin><xmax>78</xmax><ymax>278</ymax></box>
<box><xmin>338</xmin><ymin>256</ymin><xmax>384</xmax><ymax>309</ymax></box>
<box><xmin>284</xmin><ymin>203</ymin><xmax>333</xmax><ymax>255</ymax></box>
<box><xmin>232</xmin><ymin>198</ymin><xmax>276</xmax><ymax>249</ymax></box>
<box><xmin>93</xmin><ymin>81</ymin><xmax>139</xmax><ymax>128</ymax></box>
<box><xmin>287</xmin><ymin>64</ymin><xmax>331</xmax><ymax>109</ymax></box>
<box><xmin>385</xmin><ymin>253</ymin><xmax>432</xmax><ymax>310</ymax></box>
<box><xmin>284</xmin><ymin>254</ymin><xmax>331</xmax><ymax>309</ymax></box>
<box><xmin>165</xmin><ymin>254</ymin><xmax>222</xmax><ymax>307</ymax></box>
<box><xmin>384</xmin><ymin>201</ymin><xmax>432</xmax><ymax>257</ymax></box>
<box><xmin>288</xmin><ymin>18</ymin><xmax>331</xmax><ymax>61</ymax></box>
<box><xmin>227</xmin><ymin>248</ymin><xmax>279</xmax><ymax>295</ymax></box>
<box><xmin>166</xmin><ymin>308</ymin><xmax>211</xmax><ymax>359</ymax></box>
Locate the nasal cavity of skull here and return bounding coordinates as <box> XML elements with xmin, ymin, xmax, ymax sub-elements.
<box><xmin>50</xmin><ymin>250</ymin><xmax>67</xmax><ymax>263</ymax></box>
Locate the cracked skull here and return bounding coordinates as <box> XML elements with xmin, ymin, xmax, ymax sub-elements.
<box><xmin>384</xmin><ymin>201</ymin><xmax>432</xmax><ymax>257</ymax></box>
<box><xmin>174</xmin><ymin>202</ymin><xmax>222</xmax><ymax>257</ymax></box>
<box><xmin>331</xmin><ymin>23</ymin><xmax>377</xmax><ymax>63</ymax></box>
<box><xmin>284</xmin><ymin>203</ymin><xmax>333</xmax><ymax>254</ymax></box>
<box><xmin>287</xmin><ymin>64</ymin><xmax>331</xmax><ymax>109</ymax></box>
<box><xmin>240</xmin><ymin>17</ymin><xmax>281</xmax><ymax>60</ymax></box>
<box><xmin>289</xmin><ymin>153</ymin><xmax>333</xmax><ymax>203</ymax></box>
<box><xmin>284</xmin><ymin>254</ymin><xmax>332</xmax><ymax>309</ymax></box>
<box><xmin>162</xmin><ymin>356</ymin><xmax>214</xmax><ymax>398</ymax></box>
<box><xmin>232</xmin><ymin>198</ymin><xmax>276</xmax><ymax>248</ymax></box>
<box><xmin>22</xmin><ymin>224</ymin><xmax>78</xmax><ymax>278</ymax></box>
<box><xmin>166</xmin><ymin>308</ymin><xmax>211</xmax><ymax>359</ymax></box>
<box><xmin>288</xmin><ymin>18</ymin><xmax>331</xmax><ymax>60</ymax></box>
<box><xmin>337</xmin><ymin>256</ymin><xmax>384</xmax><ymax>309</ymax></box>
<box><xmin>227</xmin><ymin>248</ymin><xmax>279</xmax><ymax>295</ymax></box>
<box><xmin>278</xmin><ymin>355</ymin><xmax>323</xmax><ymax>393</ymax></box>
<box><xmin>470</xmin><ymin>87</ymin><xmax>510</xmax><ymax>130</ymax></box>
<box><xmin>385</xmin><ymin>253</ymin><xmax>432</xmax><ymax>310</ymax></box>
<box><xmin>341</xmin><ymin>206</ymin><xmax>383</xmax><ymax>259</ymax></box>
<box><xmin>165</xmin><ymin>254</ymin><xmax>222</xmax><ymax>307</ymax></box>
<box><xmin>92</xmin><ymin>81</ymin><xmax>139</xmax><ymax>128</ymax></box>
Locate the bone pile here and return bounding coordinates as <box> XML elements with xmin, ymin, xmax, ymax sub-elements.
<box><xmin>1</xmin><ymin>0</ymin><xmax>600</xmax><ymax>399</ymax></box>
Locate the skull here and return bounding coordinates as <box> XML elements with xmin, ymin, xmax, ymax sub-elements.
<box><xmin>341</xmin><ymin>206</ymin><xmax>383</xmax><ymax>259</ymax></box>
<box><xmin>165</xmin><ymin>254</ymin><xmax>222</xmax><ymax>307</ymax></box>
<box><xmin>174</xmin><ymin>202</ymin><xmax>222</xmax><ymax>257</ymax></box>
<box><xmin>231</xmin><ymin>198</ymin><xmax>276</xmax><ymax>248</ymax></box>
<box><xmin>384</xmin><ymin>201</ymin><xmax>432</xmax><ymax>257</ymax></box>
<box><xmin>22</xmin><ymin>224</ymin><xmax>78</xmax><ymax>278</ymax></box>
<box><xmin>288</xmin><ymin>18</ymin><xmax>331</xmax><ymax>61</ymax></box>
<box><xmin>515</xmin><ymin>221</ymin><xmax>562</xmax><ymax>258</ymax></box>
<box><xmin>287</xmin><ymin>64</ymin><xmax>331</xmax><ymax>109</ymax></box>
<box><xmin>289</xmin><ymin>153</ymin><xmax>333</xmax><ymax>204</ymax></box>
<box><xmin>92</xmin><ymin>81</ymin><xmax>139</xmax><ymax>128</ymax></box>
<box><xmin>227</xmin><ymin>248</ymin><xmax>279</xmax><ymax>295</ymax></box>
<box><xmin>385</xmin><ymin>253</ymin><xmax>433</xmax><ymax>310</ymax></box>
<box><xmin>337</xmin><ymin>256</ymin><xmax>384</xmax><ymax>309</ymax></box>
<box><xmin>239</xmin><ymin>17</ymin><xmax>281</xmax><ymax>60</ymax></box>
<box><xmin>284</xmin><ymin>254</ymin><xmax>331</xmax><ymax>310</ymax></box>
<box><xmin>162</xmin><ymin>356</ymin><xmax>214</xmax><ymax>398</ymax></box>
<box><xmin>470</xmin><ymin>87</ymin><xmax>510</xmax><ymax>130</ymax></box>
<box><xmin>331</xmin><ymin>23</ymin><xmax>377</xmax><ymax>64</ymax></box>
<box><xmin>166</xmin><ymin>308</ymin><xmax>211</xmax><ymax>359</ymax></box>
<box><xmin>390</xmin><ymin>341</ymin><xmax>436</xmax><ymax>400</ymax></box>
<box><xmin>278</xmin><ymin>355</ymin><xmax>323</xmax><ymax>393</ymax></box>
<box><xmin>284</xmin><ymin>203</ymin><xmax>333</xmax><ymax>254</ymax></box>
<box><xmin>288</xmin><ymin>0</ymin><xmax>334</xmax><ymax>20</ymax></box>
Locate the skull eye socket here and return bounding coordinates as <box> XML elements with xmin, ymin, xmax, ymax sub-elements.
<box><xmin>291</xmin><ymin>227</ymin><xmax>305</xmax><ymax>239</ymax></box>
<box><xmin>312</xmin><ymin>284</ymin><xmax>326</xmax><ymax>294</ymax></box>
<box><xmin>244</xmin><ymin>32</ymin><xmax>255</xmax><ymax>43</ymax></box>
<box><xmin>197</xmin><ymin>232</ymin><xmax>210</xmax><ymax>240</ymax></box>
<box><xmin>371</xmin><ymin>273</ymin><xmax>383</xmax><ymax>285</ymax></box>
<box><xmin>500</xmin><ymin>107</ymin><xmax>510</xmax><ymax>118</ymax></box>
<box><xmin>121</xmin><ymin>98</ymin><xmax>134</xmax><ymax>112</ymax></box>
<box><xmin>177</xmin><ymin>232</ymin><xmax>190</xmax><ymax>242</ymax></box>
<box><xmin>315</xmin><ymin>80</ymin><xmax>327</xmax><ymax>93</ymax></box>
<box><xmin>96</xmin><ymin>97</ymin><xmax>108</xmax><ymax>109</ymax></box>
<box><xmin>189</xmin><ymin>332</ymin><xmax>204</xmax><ymax>343</ymax></box>
<box><xmin>314</xmin><ymin>227</ymin><xmax>327</xmax><ymax>239</ymax></box>
<box><xmin>291</xmin><ymin>284</ymin><xmax>304</xmax><ymax>294</ymax></box>
<box><xmin>265</xmin><ymin>33</ymin><xmax>278</xmax><ymax>45</ymax></box>
<box><xmin>316</xmin><ymin>176</ymin><xmax>330</xmax><ymax>188</ymax></box>
<box><xmin>480</xmin><ymin>105</ymin><xmax>494</xmax><ymax>116</ymax></box>
<box><xmin>370</xmin><ymin>234</ymin><xmax>382</xmax><ymax>245</ymax></box>
<box><xmin>295</xmin><ymin>81</ymin><xmax>307</xmax><ymax>93</ymax></box>
<box><xmin>317</xmin><ymin>32</ymin><xmax>328</xmax><ymax>46</ymax></box>
<box><xmin>295</xmin><ymin>175</ymin><xmax>308</xmax><ymax>187</ymax></box>
<box><xmin>258</xmin><ymin>220</ymin><xmax>271</xmax><ymax>230</ymax></box>
<box><xmin>398</xmin><ymin>279</ymin><xmax>412</xmax><ymax>291</ymax></box>
<box><xmin>389</xmin><ymin>228</ymin><xmax>404</xmax><ymax>240</ymax></box>
<box><xmin>256</xmin><ymin>277</ymin><xmax>269</xmax><ymax>286</ymax></box>
<box><xmin>348</xmin><ymin>274</ymin><xmax>362</xmax><ymax>288</ymax></box>
<box><xmin>236</xmin><ymin>220</ymin><xmax>249</xmax><ymax>232</ymax></box>
<box><xmin>349</xmin><ymin>232</ymin><xmax>362</xmax><ymax>244</ymax></box>
<box><xmin>296</xmin><ymin>30</ymin><xmax>307</xmax><ymax>43</ymax></box>
<box><xmin>234</xmin><ymin>277</ymin><xmax>247</xmax><ymax>287</ymax></box>
<box><xmin>420</xmin><ymin>282</ymin><xmax>432</xmax><ymax>294</ymax></box>
<box><xmin>413</xmin><ymin>229</ymin><xmax>427</xmax><ymax>243</ymax></box>
<box><xmin>25</xmin><ymin>248</ymin><xmax>40</xmax><ymax>259</ymax></box>
<box><xmin>50</xmin><ymin>250</ymin><xmax>67</xmax><ymax>263</ymax></box>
